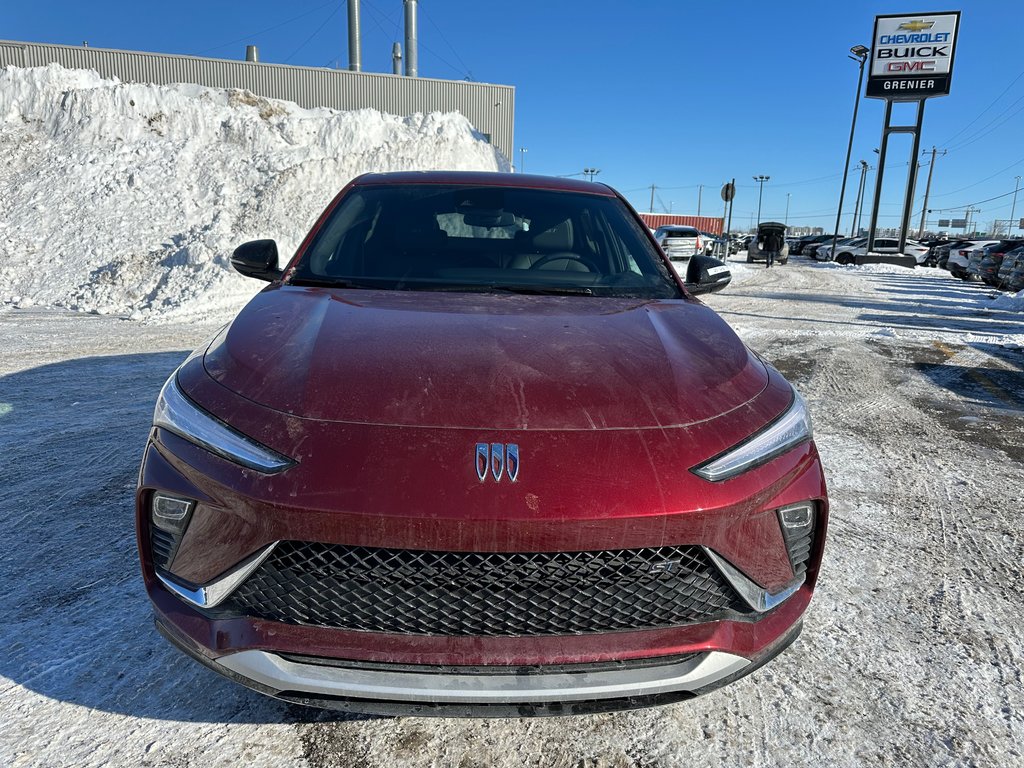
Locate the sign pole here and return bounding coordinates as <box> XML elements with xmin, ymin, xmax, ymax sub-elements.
<box><xmin>898</xmin><ymin>100</ymin><xmax>926</xmax><ymax>255</ymax></box>
<box><xmin>866</xmin><ymin>100</ymin><xmax>893</xmax><ymax>254</ymax></box>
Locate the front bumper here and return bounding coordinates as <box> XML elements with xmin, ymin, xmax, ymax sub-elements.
<box><xmin>157</xmin><ymin>616</ymin><xmax>803</xmax><ymax>717</ymax></box>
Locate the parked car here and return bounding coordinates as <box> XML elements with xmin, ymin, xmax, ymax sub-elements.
<box><xmin>1006</xmin><ymin>251</ymin><xmax>1024</xmax><ymax>292</ymax></box>
<box><xmin>948</xmin><ymin>240</ymin><xmax>1000</xmax><ymax>279</ymax></box>
<box><xmin>654</xmin><ymin>225</ymin><xmax>703</xmax><ymax>266</ymax></box>
<box><xmin>136</xmin><ymin>171</ymin><xmax>827</xmax><ymax>716</ymax></box>
<box><xmin>747</xmin><ymin>222</ymin><xmax>790</xmax><ymax>264</ymax></box>
<box><xmin>815</xmin><ymin>237</ymin><xmax>866</xmax><ymax>262</ymax></box>
<box><xmin>934</xmin><ymin>240</ymin><xmax>970</xmax><ymax>270</ymax></box>
<box><xmin>791</xmin><ymin>234</ymin><xmax>832</xmax><ymax>256</ymax></box>
<box><xmin>969</xmin><ymin>240</ymin><xmax>1024</xmax><ymax>285</ymax></box>
<box><xmin>996</xmin><ymin>246</ymin><xmax>1024</xmax><ymax>289</ymax></box>
<box><xmin>920</xmin><ymin>239</ymin><xmax>954</xmax><ymax>267</ymax></box>
<box><xmin>833</xmin><ymin>237</ymin><xmax>929</xmax><ymax>265</ymax></box>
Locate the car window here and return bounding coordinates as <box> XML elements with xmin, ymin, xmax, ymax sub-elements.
<box><xmin>293</xmin><ymin>185</ymin><xmax>683</xmax><ymax>299</ymax></box>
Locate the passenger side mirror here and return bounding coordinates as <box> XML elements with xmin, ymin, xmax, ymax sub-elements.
<box><xmin>685</xmin><ymin>255</ymin><xmax>732</xmax><ymax>295</ymax></box>
<box><xmin>231</xmin><ymin>240</ymin><xmax>282</xmax><ymax>282</ymax></box>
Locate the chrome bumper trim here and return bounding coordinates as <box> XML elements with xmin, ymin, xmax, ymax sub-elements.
<box><xmin>156</xmin><ymin>542</ymin><xmax>277</xmax><ymax>609</ymax></box>
<box><xmin>703</xmin><ymin>547</ymin><xmax>804</xmax><ymax>613</ymax></box>
<box><xmin>216</xmin><ymin>650</ymin><xmax>750</xmax><ymax>704</ymax></box>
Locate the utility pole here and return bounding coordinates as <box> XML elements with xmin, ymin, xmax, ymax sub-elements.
<box><xmin>851</xmin><ymin>161</ymin><xmax>868</xmax><ymax>236</ymax></box>
<box><xmin>697</xmin><ymin>184</ymin><xmax>703</xmax><ymax>217</ymax></box>
<box><xmin>785</xmin><ymin>193</ymin><xmax>791</xmax><ymax>226</ymax></box>
<box><xmin>917</xmin><ymin>146</ymin><xmax>946</xmax><ymax>238</ymax></box>
<box><xmin>965</xmin><ymin>205</ymin><xmax>979</xmax><ymax>236</ymax></box>
<box><xmin>649</xmin><ymin>184</ymin><xmax>656</xmax><ymax>213</ymax></box>
<box><xmin>1010</xmin><ymin>176</ymin><xmax>1022</xmax><ymax>236</ymax></box>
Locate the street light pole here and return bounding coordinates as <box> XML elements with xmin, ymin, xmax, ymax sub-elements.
<box><xmin>785</xmin><ymin>193</ymin><xmax>791</xmax><ymax>226</ymax></box>
<box><xmin>753</xmin><ymin>175</ymin><xmax>770</xmax><ymax>225</ymax></box>
<box><xmin>583</xmin><ymin>167</ymin><xmax>601</xmax><ymax>182</ymax></box>
<box><xmin>519</xmin><ymin>147</ymin><xmax>527</xmax><ymax>174</ymax></box>
<box><xmin>830</xmin><ymin>44</ymin><xmax>869</xmax><ymax>260</ymax></box>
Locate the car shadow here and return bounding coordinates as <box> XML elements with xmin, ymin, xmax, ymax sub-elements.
<box><xmin>0</xmin><ymin>352</ymin><xmax>382</xmax><ymax>724</ymax></box>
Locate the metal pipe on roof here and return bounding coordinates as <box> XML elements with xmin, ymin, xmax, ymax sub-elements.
<box><xmin>348</xmin><ymin>0</ymin><xmax>362</xmax><ymax>72</ymax></box>
<box><xmin>404</xmin><ymin>0</ymin><xmax>418</xmax><ymax>77</ymax></box>
<box><xmin>245</xmin><ymin>45</ymin><xmax>259</xmax><ymax>63</ymax></box>
<box><xmin>392</xmin><ymin>42</ymin><xmax>403</xmax><ymax>75</ymax></box>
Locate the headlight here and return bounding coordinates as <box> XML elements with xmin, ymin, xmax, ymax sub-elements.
<box><xmin>693</xmin><ymin>389</ymin><xmax>812</xmax><ymax>482</ymax></box>
<box><xmin>153</xmin><ymin>373</ymin><xmax>294</xmax><ymax>473</ymax></box>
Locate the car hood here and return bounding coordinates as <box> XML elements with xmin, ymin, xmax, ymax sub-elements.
<box><xmin>201</xmin><ymin>286</ymin><xmax>769</xmax><ymax>430</ymax></box>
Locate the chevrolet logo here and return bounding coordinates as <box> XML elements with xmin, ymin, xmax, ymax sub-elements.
<box><xmin>897</xmin><ymin>20</ymin><xmax>935</xmax><ymax>32</ymax></box>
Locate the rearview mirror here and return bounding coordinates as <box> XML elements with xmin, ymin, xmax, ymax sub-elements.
<box><xmin>685</xmin><ymin>255</ymin><xmax>732</xmax><ymax>295</ymax></box>
<box><xmin>231</xmin><ymin>240</ymin><xmax>282</xmax><ymax>282</ymax></box>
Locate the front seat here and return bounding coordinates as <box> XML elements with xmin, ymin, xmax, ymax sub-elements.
<box><xmin>510</xmin><ymin>220</ymin><xmax>589</xmax><ymax>271</ymax></box>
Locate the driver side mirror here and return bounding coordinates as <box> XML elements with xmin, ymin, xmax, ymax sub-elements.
<box><xmin>231</xmin><ymin>240</ymin><xmax>283</xmax><ymax>282</ymax></box>
<box><xmin>685</xmin><ymin>255</ymin><xmax>732</xmax><ymax>295</ymax></box>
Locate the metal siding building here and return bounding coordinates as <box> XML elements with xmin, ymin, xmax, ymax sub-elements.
<box><xmin>0</xmin><ymin>40</ymin><xmax>515</xmax><ymax>159</ymax></box>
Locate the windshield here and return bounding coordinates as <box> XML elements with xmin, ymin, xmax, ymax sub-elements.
<box><xmin>289</xmin><ymin>185</ymin><xmax>682</xmax><ymax>298</ymax></box>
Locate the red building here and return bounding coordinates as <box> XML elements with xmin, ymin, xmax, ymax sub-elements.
<box><xmin>638</xmin><ymin>213</ymin><xmax>724</xmax><ymax>235</ymax></box>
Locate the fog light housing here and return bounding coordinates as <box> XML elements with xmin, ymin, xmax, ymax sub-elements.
<box><xmin>778</xmin><ymin>502</ymin><xmax>816</xmax><ymax>577</ymax></box>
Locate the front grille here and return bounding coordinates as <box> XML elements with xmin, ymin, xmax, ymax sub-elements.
<box><xmin>222</xmin><ymin>542</ymin><xmax>750</xmax><ymax>636</ymax></box>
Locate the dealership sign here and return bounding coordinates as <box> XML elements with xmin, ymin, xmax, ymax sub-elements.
<box><xmin>867</xmin><ymin>12</ymin><xmax>960</xmax><ymax>99</ymax></box>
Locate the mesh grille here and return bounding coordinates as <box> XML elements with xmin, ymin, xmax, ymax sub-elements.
<box><xmin>222</xmin><ymin>541</ymin><xmax>749</xmax><ymax>636</ymax></box>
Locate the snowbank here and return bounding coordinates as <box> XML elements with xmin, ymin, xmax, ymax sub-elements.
<box><xmin>991</xmin><ymin>289</ymin><xmax>1024</xmax><ymax>312</ymax></box>
<box><xmin>0</xmin><ymin>65</ymin><xmax>509</xmax><ymax>321</ymax></box>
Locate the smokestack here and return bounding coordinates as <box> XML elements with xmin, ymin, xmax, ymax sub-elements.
<box><xmin>347</xmin><ymin>0</ymin><xmax>362</xmax><ymax>72</ymax></box>
<box><xmin>245</xmin><ymin>45</ymin><xmax>259</xmax><ymax>62</ymax></box>
<box><xmin>392</xmin><ymin>42</ymin><xmax>403</xmax><ymax>75</ymax></box>
<box><xmin>404</xmin><ymin>0</ymin><xmax>418</xmax><ymax>77</ymax></box>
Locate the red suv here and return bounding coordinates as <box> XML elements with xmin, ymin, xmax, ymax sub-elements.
<box><xmin>137</xmin><ymin>172</ymin><xmax>828</xmax><ymax>716</ymax></box>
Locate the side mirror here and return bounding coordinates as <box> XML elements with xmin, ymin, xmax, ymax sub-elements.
<box><xmin>231</xmin><ymin>240</ymin><xmax>282</xmax><ymax>282</ymax></box>
<box><xmin>685</xmin><ymin>255</ymin><xmax>732</xmax><ymax>295</ymax></box>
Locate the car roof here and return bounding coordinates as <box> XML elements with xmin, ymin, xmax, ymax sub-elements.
<box><xmin>351</xmin><ymin>171</ymin><xmax>616</xmax><ymax>196</ymax></box>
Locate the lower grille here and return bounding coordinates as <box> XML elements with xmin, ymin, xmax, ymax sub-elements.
<box><xmin>780</xmin><ymin>512</ymin><xmax>816</xmax><ymax>577</ymax></box>
<box><xmin>222</xmin><ymin>542</ymin><xmax>750</xmax><ymax>636</ymax></box>
<box><xmin>151</xmin><ymin>528</ymin><xmax>177</xmax><ymax>570</ymax></box>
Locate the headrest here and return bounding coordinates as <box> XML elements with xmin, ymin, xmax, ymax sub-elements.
<box><xmin>532</xmin><ymin>220</ymin><xmax>573</xmax><ymax>251</ymax></box>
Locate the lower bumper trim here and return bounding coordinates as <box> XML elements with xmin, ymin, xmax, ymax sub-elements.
<box><xmin>216</xmin><ymin>648</ymin><xmax>749</xmax><ymax>705</ymax></box>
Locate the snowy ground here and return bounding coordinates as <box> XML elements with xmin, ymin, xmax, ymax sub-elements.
<box><xmin>2</xmin><ymin>256</ymin><xmax>1022</xmax><ymax>768</ymax></box>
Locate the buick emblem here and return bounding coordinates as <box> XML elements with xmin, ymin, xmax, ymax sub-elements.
<box><xmin>476</xmin><ymin>443</ymin><xmax>519</xmax><ymax>482</ymax></box>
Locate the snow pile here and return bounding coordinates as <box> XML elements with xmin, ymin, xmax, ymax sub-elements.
<box><xmin>991</xmin><ymin>289</ymin><xmax>1024</xmax><ymax>312</ymax></box>
<box><xmin>0</xmin><ymin>65</ymin><xmax>509</xmax><ymax>321</ymax></box>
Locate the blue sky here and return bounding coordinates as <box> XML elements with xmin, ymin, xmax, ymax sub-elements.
<box><xmin>6</xmin><ymin>1</ymin><xmax>1021</xmax><ymax>233</ymax></box>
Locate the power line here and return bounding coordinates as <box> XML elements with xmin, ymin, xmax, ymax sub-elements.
<box><xmin>939</xmin><ymin>66</ymin><xmax>1024</xmax><ymax>147</ymax></box>
<box><xmin>947</xmin><ymin>96</ymin><xmax>1024</xmax><ymax>152</ymax></box>
<box><xmin>927</xmin><ymin>187</ymin><xmax>1022</xmax><ymax>213</ymax></box>
<box><xmin>927</xmin><ymin>154</ymin><xmax>1024</xmax><ymax>199</ymax></box>
<box><xmin>194</xmin><ymin>0</ymin><xmax>339</xmax><ymax>57</ymax></box>
<box><xmin>282</xmin><ymin>4</ymin><xmax>343</xmax><ymax>64</ymax></box>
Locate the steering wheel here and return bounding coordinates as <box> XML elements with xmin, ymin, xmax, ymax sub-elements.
<box><xmin>527</xmin><ymin>253</ymin><xmax>599</xmax><ymax>272</ymax></box>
